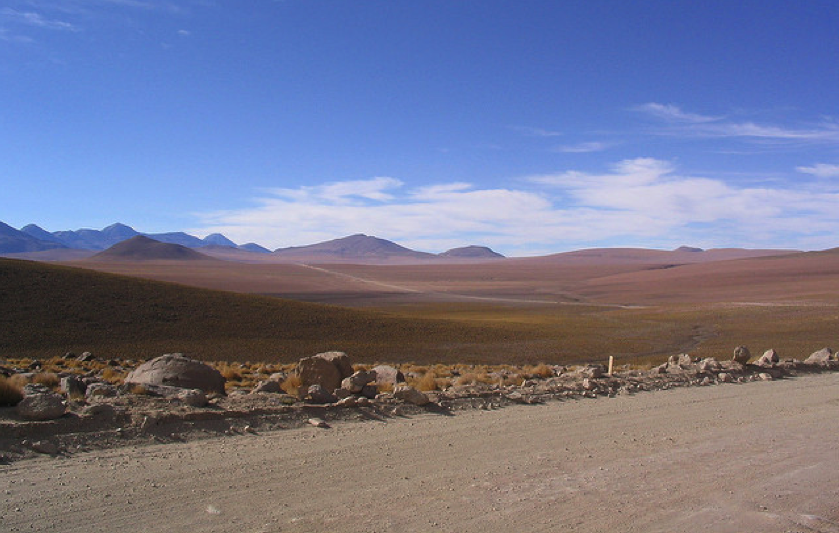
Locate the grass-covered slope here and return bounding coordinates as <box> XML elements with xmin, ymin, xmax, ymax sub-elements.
<box><xmin>0</xmin><ymin>258</ymin><xmax>568</xmax><ymax>364</ymax></box>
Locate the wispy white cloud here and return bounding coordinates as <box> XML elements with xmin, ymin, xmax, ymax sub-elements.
<box><xmin>635</xmin><ymin>102</ymin><xmax>839</xmax><ymax>145</ymax></box>
<box><xmin>0</xmin><ymin>8</ymin><xmax>79</xmax><ymax>31</ymax></box>
<box><xmin>797</xmin><ymin>163</ymin><xmax>839</xmax><ymax>179</ymax></box>
<box><xmin>194</xmin><ymin>160</ymin><xmax>839</xmax><ymax>254</ymax></box>
<box><xmin>634</xmin><ymin>103</ymin><xmax>722</xmax><ymax>123</ymax></box>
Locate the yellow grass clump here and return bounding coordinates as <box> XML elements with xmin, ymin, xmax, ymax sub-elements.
<box><xmin>282</xmin><ymin>374</ymin><xmax>302</xmax><ymax>395</ymax></box>
<box><xmin>0</xmin><ymin>375</ymin><xmax>24</xmax><ymax>406</ymax></box>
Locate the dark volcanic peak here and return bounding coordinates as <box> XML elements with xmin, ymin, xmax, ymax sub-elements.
<box><xmin>0</xmin><ymin>221</ymin><xmax>66</xmax><ymax>253</ymax></box>
<box><xmin>439</xmin><ymin>245</ymin><xmax>505</xmax><ymax>259</ymax></box>
<box><xmin>674</xmin><ymin>245</ymin><xmax>704</xmax><ymax>253</ymax></box>
<box><xmin>275</xmin><ymin>233</ymin><xmax>436</xmax><ymax>259</ymax></box>
<box><xmin>91</xmin><ymin>235</ymin><xmax>214</xmax><ymax>261</ymax></box>
<box><xmin>101</xmin><ymin>223</ymin><xmax>140</xmax><ymax>240</ymax></box>
<box><xmin>20</xmin><ymin>224</ymin><xmax>65</xmax><ymax>245</ymax></box>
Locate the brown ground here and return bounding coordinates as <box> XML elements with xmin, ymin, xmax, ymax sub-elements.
<box><xmin>2</xmin><ymin>372</ymin><xmax>837</xmax><ymax>533</ymax></box>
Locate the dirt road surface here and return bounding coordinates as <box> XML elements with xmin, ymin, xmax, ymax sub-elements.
<box><xmin>3</xmin><ymin>373</ymin><xmax>838</xmax><ymax>532</ymax></box>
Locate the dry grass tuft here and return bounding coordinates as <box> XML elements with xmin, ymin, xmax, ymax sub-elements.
<box><xmin>101</xmin><ymin>367</ymin><xmax>126</xmax><ymax>384</ymax></box>
<box><xmin>0</xmin><ymin>376</ymin><xmax>24</xmax><ymax>406</ymax></box>
<box><xmin>526</xmin><ymin>364</ymin><xmax>555</xmax><ymax>379</ymax></box>
<box><xmin>31</xmin><ymin>371</ymin><xmax>60</xmax><ymax>390</ymax></box>
<box><xmin>282</xmin><ymin>374</ymin><xmax>302</xmax><ymax>395</ymax></box>
<box><xmin>416</xmin><ymin>372</ymin><xmax>440</xmax><ymax>391</ymax></box>
<box><xmin>127</xmin><ymin>383</ymin><xmax>149</xmax><ymax>395</ymax></box>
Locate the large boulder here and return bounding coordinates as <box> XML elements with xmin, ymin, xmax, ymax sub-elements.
<box><xmin>372</xmin><ymin>365</ymin><xmax>405</xmax><ymax>386</ymax></box>
<box><xmin>805</xmin><ymin>348</ymin><xmax>835</xmax><ymax>365</ymax></box>
<box><xmin>305</xmin><ymin>384</ymin><xmax>337</xmax><ymax>404</ymax></box>
<box><xmin>732</xmin><ymin>345</ymin><xmax>751</xmax><ymax>365</ymax></box>
<box><xmin>17</xmin><ymin>384</ymin><xmax>66</xmax><ymax>421</ymax></box>
<box><xmin>124</xmin><ymin>353</ymin><xmax>226</xmax><ymax>395</ymax></box>
<box><xmin>341</xmin><ymin>370</ymin><xmax>377</xmax><ymax>393</ymax></box>
<box><xmin>756</xmin><ymin>349</ymin><xmax>780</xmax><ymax>367</ymax></box>
<box><xmin>393</xmin><ymin>385</ymin><xmax>430</xmax><ymax>406</ymax></box>
<box><xmin>296</xmin><ymin>352</ymin><xmax>354</xmax><ymax>392</ymax></box>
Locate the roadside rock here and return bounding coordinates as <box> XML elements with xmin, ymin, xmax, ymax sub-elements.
<box><xmin>341</xmin><ymin>370</ymin><xmax>377</xmax><ymax>393</ymax></box>
<box><xmin>698</xmin><ymin>357</ymin><xmax>721</xmax><ymax>373</ymax></box>
<box><xmin>308</xmin><ymin>417</ymin><xmax>329</xmax><ymax>428</ymax></box>
<box><xmin>393</xmin><ymin>385</ymin><xmax>430</xmax><ymax>406</ymax></box>
<box><xmin>756</xmin><ymin>349</ymin><xmax>780</xmax><ymax>367</ymax></box>
<box><xmin>60</xmin><ymin>375</ymin><xmax>87</xmax><ymax>397</ymax></box>
<box><xmin>77</xmin><ymin>352</ymin><xmax>96</xmax><ymax>362</ymax></box>
<box><xmin>805</xmin><ymin>348</ymin><xmax>835</xmax><ymax>365</ymax></box>
<box><xmin>578</xmin><ymin>365</ymin><xmax>606</xmax><ymax>379</ymax></box>
<box><xmin>86</xmin><ymin>382</ymin><xmax>118</xmax><ymax>399</ymax></box>
<box><xmin>30</xmin><ymin>440</ymin><xmax>59</xmax><ymax>455</ymax></box>
<box><xmin>125</xmin><ymin>353</ymin><xmax>226</xmax><ymax>395</ymax></box>
<box><xmin>252</xmin><ymin>380</ymin><xmax>283</xmax><ymax>394</ymax></box>
<box><xmin>17</xmin><ymin>385</ymin><xmax>66</xmax><ymax>421</ymax></box>
<box><xmin>177</xmin><ymin>388</ymin><xmax>208</xmax><ymax>407</ymax></box>
<box><xmin>305</xmin><ymin>384</ymin><xmax>338</xmax><ymax>404</ymax></box>
<box><xmin>296</xmin><ymin>352</ymin><xmax>354</xmax><ymax>393</ymax></box>
<box><xmin>372</xmin><ymin>365</ymin><xmax>405</xmax><ymax>386</ymax></box>
<box><xmin>733</xmin><ymin>345</ymin><xmax>751</xmax><ymax>365</ymax></box>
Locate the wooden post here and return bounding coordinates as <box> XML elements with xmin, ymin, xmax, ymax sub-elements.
<box><xmin>608</xmin><ymin>355</ymin><xmax>614</xmax><ymax>375</ymax></box>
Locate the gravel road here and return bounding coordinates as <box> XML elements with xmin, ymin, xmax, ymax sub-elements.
<box><xmin>3</xmin><ymin>373</ymin><xmax>838</xmax><ymax>533</ymax></box>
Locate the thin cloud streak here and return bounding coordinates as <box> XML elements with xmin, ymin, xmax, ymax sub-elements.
<box><xmin>797</xmin><ymin>163</ymin><xmax>839</xmax><ymax>179</ymax></box>
<box><xmin>0</xmin><ymin>8</ymin><xmax>79</xmax><ymax>31</ymax></box>
<box><xmin>195</xmin><ymin>159</ymin><xmax>839</xmax><ymax>255</ymax></box>
<box><xmin>635</xmin><ymin>102</ymin><xmax>839</xmax><ymax>145</ymax></box>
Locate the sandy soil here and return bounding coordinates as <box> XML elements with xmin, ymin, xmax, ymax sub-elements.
<box><xmin>2</xmin><ymin>373</ymin><xmax>838</xmax><ymax>533</ymax></box>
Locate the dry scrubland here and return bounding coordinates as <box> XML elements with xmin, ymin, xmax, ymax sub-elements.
<box><xmin>4</xmin><ymin>250</ymin><xmax>839</xmax><ymax>368</ymax></box>
<box><xmin>24</xmin><ymin>250</ymin><xmax>839</xmax><ymax>364</ymax></box>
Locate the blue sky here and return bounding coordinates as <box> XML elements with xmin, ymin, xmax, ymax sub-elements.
<box><xmin>2</xmin><ymin>0</ymin><xmax>838</xmax><ymax>256</ymax></box>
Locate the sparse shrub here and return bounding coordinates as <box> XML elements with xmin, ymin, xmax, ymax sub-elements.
<box><xmin>9</xmin><ymin>373</ymin><xmax>29</xmax><ymax>389</ymax></box>
<box><xmin>377</xmin><ymin>381</ymin><xmax>394</xmax><ymax>393</ymax></box>
<box><xmin>32</xmin><ymin>372</ymin><xmax>60</xmax><ymax>390</ymax></box>
<box><xmin>128</xmin><ymin>383</ymin><xmax>149</xmax><ymax>395</ymax></box>
<box><xmin>217</xmin><ymin>362</ymin><xmax>242</xmax><ymax>381</ymax></box>
<box><xmin>101</xmin><ymin>367</ymin><xmax>126</xmax><ymax>384</ymax></box>
<box><xmin>416</xmin><ymin>372</ymin><xmax>439</xmax><ymax>391</ymax></box>
<box><xmin>527</xmin><ymin>364</ymin><xmax>555</xmax><ymax>379</ymax></box>
<box><xmin>0</xmin><ymin>376</ymin><xmax>24</xmax><ymax>406</ymax></box>
<box><xmin>281</xmin><ymin>374</ymin><xmax>302</xmax><ymax>395</ymax></box>
<box><xmin>455</xmin><ymin>372</ymin><xmax>493</xmax><ymax>386</ymax></box>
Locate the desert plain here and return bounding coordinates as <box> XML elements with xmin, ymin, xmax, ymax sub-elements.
<box><xmin>2</xmin><ymin>243</ymin><xmax>839</xmax><ymax>532</ymax></box>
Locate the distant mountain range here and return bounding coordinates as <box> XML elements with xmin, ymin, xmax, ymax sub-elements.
<box><xmin>15</xmin><ymin>222</ymin><xmax>249</xmax><ymax>252</ymax></box>
<box><xmin>0</xmin><ymin>221</ymin><xmax>506</xmax><ymax>262</ymax></box>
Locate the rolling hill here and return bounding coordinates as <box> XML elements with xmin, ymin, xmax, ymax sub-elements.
<box><xmin>91</xmin><ymin>236</ymin><xmax>216</xmax><ymax>261</ymax></box>
<box><xmin>439</xmin><ymin>245</ymin><xmax>505</xmax><ymax>259</ymax></box>
<box><xmin>0</xmin><ymin>258</ymin><xmax>561</xmax><ymax>364</ymax></box>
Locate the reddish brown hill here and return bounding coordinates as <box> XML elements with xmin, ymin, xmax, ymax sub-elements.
<box><xmin>273</xmin><ymin>234</ymin><xmax>437</xmax><ymax>263</ymax></box>
<box><xmin>90</xmin><ymin>236</ymin><xmax>216</xmax><ymax>262</ymax></box>
<box><xmin>577</xmin><ymin>248</ymin><xmax>839</xmax><ymax>304</ymax></box>
<box><xmin>514</xmin><ymin>247</ymin><xmax>797</xmax><ymax>266</ymax></box>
